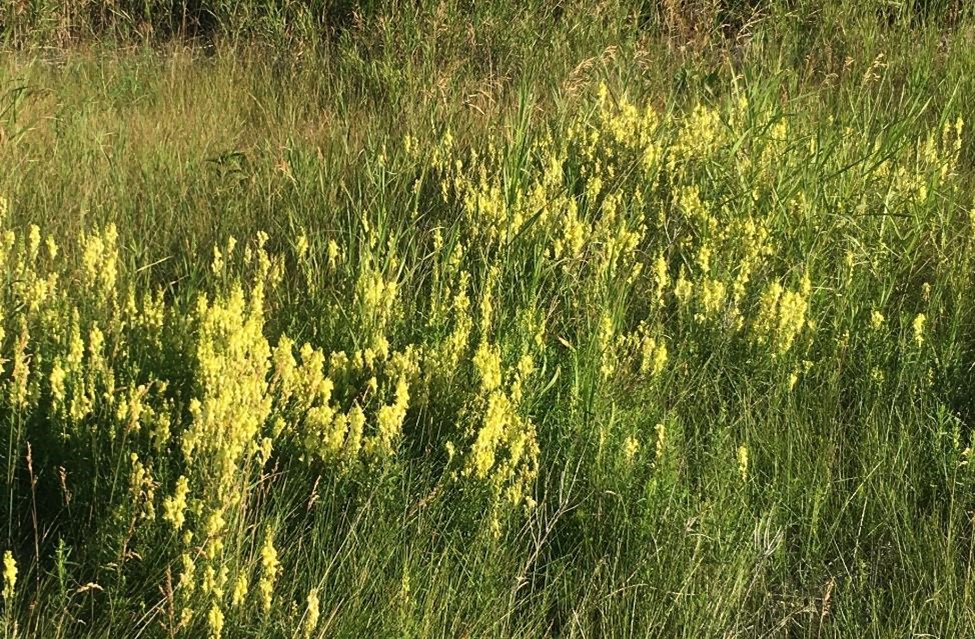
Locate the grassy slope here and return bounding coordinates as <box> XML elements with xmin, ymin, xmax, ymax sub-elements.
<box><xmin>2</xmin><ymin>1</ymin><xmax>975</xmax><ymax>637</ymax></box>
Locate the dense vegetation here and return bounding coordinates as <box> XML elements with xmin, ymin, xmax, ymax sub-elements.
<box><xmin>2</xmin><ymin>1</ymin><xmax>975</xmax><ymax>636</ymax></box>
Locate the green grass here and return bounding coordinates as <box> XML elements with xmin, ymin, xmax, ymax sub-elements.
<box><xmin>3</xmin><ymin>1</ymin><xmax>975</xmax><ymax>637</ymax></box>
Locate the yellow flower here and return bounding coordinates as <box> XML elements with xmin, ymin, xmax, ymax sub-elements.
<box><xmin>9</xmin><ymin>319</ymin><xmax>30</xmax><ymax>410</ymax></box>
<box><xmin>473</xmin><ymin>342</ymin><xmax>502</xmax><ymax>392</ymax></box>
<box><xmin>327</xmin><ymin>239</ymin><xmax>341</xmax><ymax>271</ymax></box>
<box><xmin>737</xmin><ymin>445</ymin><xmax>749</xmax><ymax>482</ymax></box>
<box><xmin>303</xmin><ymin>588</ymin><xmax>321</xmax><ymax>638</ymax></box>
<box><xmin>622</xmin><ymin>435</ymin><xmax>640</xmax><ymax>464</ymax></box>
<box><xmin>231</xmin><ymin>574</ymin><xmax>248</xmax><ymax>608</ymax></box>
<box><xmin>653</xmin><ymin>422</ymin><xmax>666</xmax><ymax>464</ymax></box>
<box><xmin>178</xmin><ymin>552</ymin><xmax>196</xmax><ymax>593</ymax></box>
<box><xmin>652</xmin><ymin>255</ymin><xmax>669</xmax><ymax>307</ymax></box>
<box><xmin>673</xmin><ymin>270</ymin><xmax>693</xmax><ymax>306</ymax></box>
<box><xmin>258</xmin><ymin>529</ymin><xmax>281</xmax><ymax>613</ymax></box>
<box><xmin>696</xmin><ymin>245</ymin><xmax>712</xmax><ymax>274</ymax></box>
<box><xmin>27</xmin><ymin>224</ymin><xmax>40</xmax><ymax>260</ymax></box>
<box><xmin>775</xmin><ymin>287</ymin><xmax>809</xmax><ymax>355</ymax></box>
<box><xmin>753</xmin><ymin>276</ymin><xmax>811</xmax><ymax>355</ymax></box>
<box><xmin>469</xmin><ymin>392</ymin><xmax>510</xmax><ymax>479</ymax></box>
<box><xmin>373</xmin><ymin>376</ymin><xmax>410</xmax><ymax>458</ymax></box>
<box><xmin>50</xmin><ymin>359</ymin><xmax>67</xmax><ymax>412</ymax></box>
<box><xmin>697</xmin><ymin>278</ymin><xmax>726</xmax><ymax>320</ymax></box>
<box><xmin>181</xmin><ymin>282</ymin><xmax>272</xmax><ymax>508</ymax></box>
<box><xmin>45</xmin><ymin>235</ymin><xmax>58</xmax><ymax>260</ymax></box>
<box><xmin>207</xmin><ymin>603</ymin><xmax>224</xmax><ymax>639</ymax></box>
<box><xmin>913</xmin><ymin>313</ymin><xmax>927</xmax><ymax>346</ymax></box>
<box><xmin>639</xmin><ymin>336</ymin><xmax>668</xmax><ymax>377</ymax></box>
<box><xmin>3</xmin><ymin>551</ymin><xmax>16</xmax><ymax>600</ymax></box>
<box><xmin>162</xmin><ymin>476</ymin><xmax>190</xmax><ymax>530</ymax></box>
<box><xmin>870</xmin><ymin>310</ymin><xmax>885</xmax><ymax>330</ymax></box>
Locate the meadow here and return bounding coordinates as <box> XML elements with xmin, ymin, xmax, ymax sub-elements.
<box><xmin>2</xmin><ymin>1</ymin><xmax>975</xmax><ymax>636</ymax></box>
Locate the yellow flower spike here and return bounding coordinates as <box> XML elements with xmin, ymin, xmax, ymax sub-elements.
<box><xmin>653</xmin><ymin>423</ymin><xmax>667</xmax><ymax>465</ymax></box>
<box><xmin>561</xmin><ymin>202</ymin><xmax>587</xmax><ymax>260</ymax></box>
<box><xmin>326</xmin><ymin>413</ymin><xmax>347</xmax><ymax>458</ymax></box>
<box><xmin>752</xmin><ymin>277</ymin><xmax>811</xmax><ymax>355</ymax></box>
<box><xmin>80</xmin><ymin>224</ymin><xmax>119</xmax><ymax>304</ymax></box>
<box><xmin>202</xmin><ymin>565</ymin><xmax>217</xmax><ymax>596</ymax></box>
<box><xmin>43</xmin><ymin>234</ymin><xmax>57</xmax><ymax>261</ymax></box>
<box><xmin>373</xmin><ymin>376</ymin><xmax>410</xmax><ymax>459</ymax></box>
<box><xmin>774</xmin><ymin>288</ymin><xmax>808</xmax><ymax>355</ymax></box>
<box><xmin>516</xmin><ymin>354</ymin><xmax>535</xmax><ymax>380</ymax></box>
<box><xmin>652</xmin><ymin>255</ymin><xmax>669</xmax><ymax>307</ymax></box>
<box><xmin>640</xmin><ymin>335</ymin><xmax>668</xmax><ymax>377</ymax></box>
<box><xmin>303</xmin><ymin>588</ymin><xmax>321</xmax><ymax>638</ymax></box>
<box><xmin>737</xmin><ymin>445</ymin><xmax>749</xmax><ymax>482</ymax></box>
<box><xmin>3</xmin><ymin>551</ymin><xmax>16</xmax><ymax>601</ymax></box>
<box><xmin>468</xmin><ymin>392</ymin><xmax>509</xmax><ymax>479</ymax></box>
<box><xmin>258</xmin><ymin>528</ymin><xmax>281</xmax><ymax>613</ymax></box>
<box><xmin>179</xmin><ymin>607</ymin><xmax>194</xmax><ymax>629</ymax></box>
<box><xmin>295</xmin><ymin>232</ymin><xmax>309</xmax><ymax>261</ymax></box>
<box><xmin>162</xmin><ymin>476</ymin><xmax>190</xmax><ymax>530</ymax></box>
<box><xmin>653</xmin><ymin>341</ymin><xmax>669</xmax><ymax>376</ymax></box>
<box><xmin>473</xmin><ymin>342</ymin><xmax>502</xmax><ymax>393</ymax></box>
<box><xmin>622</xmin><ymin>435</ymin><xmax>640</xmax><ymax>464</ymax></box>
<box><xmin>0</xmin><ymin>230</ymin><xmax>13</xmax><ymax>265</ymax></box>
<box><xmin>754</xmin><ymin>282</ymin><xmax>783</xmax><ymax>345</ymax></box>
<box><xmin>639</xmin><ymin>336</ymin><xmax>658</xmax><ymax>376</ymax></box>
<box><xmin>50</xmin><ymin>358</ymin><xmax>67</xmax><ymax>416</ymax></box>
<box><xmin>673</xmin><ymin>270</ymin><xmax>693</xmax><ymax>307</ymax></box>
<box><xmin>345</xmin><ymin>405</ymin><xmax>366</xmax><ymax>463</ymax></box>
<box><xmin>304</xmin><ymin>404</ymin><xmax>336</xmax><ymax>458</ymax></box>
<box><xmin>363</xmin><ymin>347</ymin><xmax>377</xmax><ymax>370</ymax></box>
<box><xmin>231</xmin><ymin>573</ymin><xmax>248</xmax><ymax>608</ymax></box>
<box><xmin>913</xmin><ymin>313</ymin><xmax>927</xmax><ymax>347</ymax></box>
<box><xmin>372</xmin><ymin>334</ymin><xmax>390</xmax><ymax>361</ymax></box>
<box><xmin>205</xmin><ymin>509</ymin><xmax>226</xmax><ymax>558</ymax></box>
<box><xmin>479</xmin><ymin>267</ymin><xmax>500</xmax><ymax>336</ymax></box>
<box><xmin>128</xmin><ymin>454</ymin><xmax>156</xmax><ymax>521</ymax></box>
<box><xmin>510</xmin><ymin>377</ymin><xmax>524</xmax><ymax>405</ymax></box>
<box><xmin>696</xmin><ymin>245</ymin><xmax>712</xmax><ymax>275</ymax></box>
<box><xmin>27</xmin><ymin>224</ymin><xmax>40</xmax><ymax>261</ymax></box>
<box><xmin>178</xmin><ymin>552</ymin><xmax>196</xmax><ymax>593</ymax></box>
<box><xmin>271</xmin><ymin>335</ymin><xmax>297</xmax><ymax>399</ymax></box>
<box><xmin>9</xmin><ymin>318</ymin><xmax>30</xmax><ymax>410</ymax></box>
<box><xmin>327</xmin><ymin>239</ymin><xmax>340</xmax><ymax>271</ymax></box>
<box><xmin>257</xmin><ymin>437</ymin><xmax>273</xmax><ymax>465</ymax></box>
<box><xmin>207</xmin><ymin>603</ymin><xmax>224</xmax><ymax>639</ymax></box>
<box><xmin>597</xmin><ymin>312</ymin><xmax>617</xmax><ymax>379</ymax></box>
<box><xmin>182</xmin><ymin>280</ymin><xmax>272</xmax><ymax>505</ymax></box>
<box><xmin>210</xmin><ymin>245</ymin><xmax>224</xmax><ymax>275</ymax></box>
<box><xmin>870</xmin><ymin>310</ymin><xmax>885</xmax><ymax>330</ymax></box>
<box><xmin>697</xmin><ymin>278</ymin><xmax>726</xmax><ymax>321</ymax></box>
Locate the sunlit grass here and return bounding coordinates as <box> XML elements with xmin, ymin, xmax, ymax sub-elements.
<box><xmin>2</xmin><ymin>2</ymin><xmax>975</xmax><ymax>637</ymax></box>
